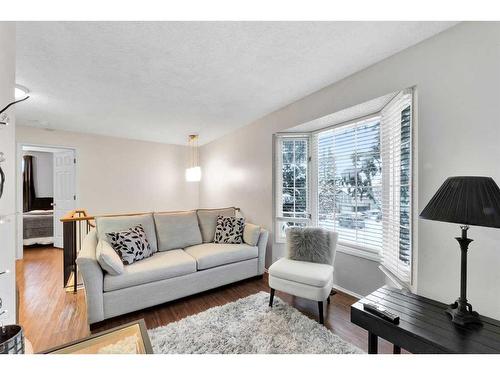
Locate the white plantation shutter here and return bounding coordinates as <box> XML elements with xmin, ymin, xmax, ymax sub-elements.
<box><xmin>380</xmin><ymin>89</ymin><xmax>413</xmax><ymax>284</ymax></box>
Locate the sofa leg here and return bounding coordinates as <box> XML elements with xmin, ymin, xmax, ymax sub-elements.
<box><xmin>269</xmin><ymin>288</ymin><xmax>275</xmax><ymax>307</ymax></box>
<box><xmin>318</xmin><ymin>301</ymin><xmax>324</xmax><ymax>324</ymax></box>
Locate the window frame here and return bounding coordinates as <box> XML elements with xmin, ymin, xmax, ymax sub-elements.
<box><xmin>273</xmin><ymin>133</ymin><xmax>312</xmax><ymax>244</ymax></box>
<box><xmin>272</xmin><ymin>89</ymin><xmax>416</xmax><ymax>284</ymax></box>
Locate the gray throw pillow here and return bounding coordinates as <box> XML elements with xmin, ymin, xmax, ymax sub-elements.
<box><xmin>96</xmin><ymin>240</ymin><xmax>124</xmax><ymax>275</ymax></box>
<box><xmin>243</xmin><ymin>223</ymin><xmax>261</xmax><ymax>246</ymax></box>
<box><xmin>106</xmin><ymin>224</ymin><xmax>154</xmax><ymax>265</ymax></box>
<box><xmin>286</xmin><ymin>227</ymin><xmax>333</xmax><ymax>265</ymax></box>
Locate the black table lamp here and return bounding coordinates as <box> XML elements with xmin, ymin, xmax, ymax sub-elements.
<box><xmin>420</xmin><ymin>176</ymin><xmax>500</xmax><ymax>326</ymax></box>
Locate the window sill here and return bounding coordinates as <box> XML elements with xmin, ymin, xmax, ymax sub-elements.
<box><xmin>336</xmin><ymin>243</ymin><xmax>381</xmax><ymax>263</ymax></box>
<box><xmin>275</xmin><ymin>238</ymin><xmax>381</xmax><ymax>262</ymax></box>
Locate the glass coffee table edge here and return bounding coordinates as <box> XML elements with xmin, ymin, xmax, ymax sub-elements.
<box><xmin>40</xmin><ymin>319</ymin><xmax>153</xmax><ymax>354</ymax></box>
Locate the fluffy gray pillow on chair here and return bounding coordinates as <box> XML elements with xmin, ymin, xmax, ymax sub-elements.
<box><xmin>286</xmin><ymin>227</ymin><xmax>333</xmax><ymax>265</ymax></box>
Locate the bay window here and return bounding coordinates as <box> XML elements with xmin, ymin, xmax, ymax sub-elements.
<box><xmin>275</xmin><ymin>88</ymin><xmax>414</xmax><ymax>284</ymax></box>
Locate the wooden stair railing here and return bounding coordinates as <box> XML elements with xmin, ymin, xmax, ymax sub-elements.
<box><xmin>60</xmin><ymin>210</ymin><xmax>95</xmax><ymax>293</ymax></box>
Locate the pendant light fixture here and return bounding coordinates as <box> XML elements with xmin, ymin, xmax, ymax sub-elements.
<box><xmin>185</xmin><ymin>134</ymin><xmax>201</xmax><ymax>182</ymax></box>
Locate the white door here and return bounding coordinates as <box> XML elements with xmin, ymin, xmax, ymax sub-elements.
<box><xmin>53</xmin><ymin>150</ymin><xmax>76</xmax><ymax>248</ymax></box>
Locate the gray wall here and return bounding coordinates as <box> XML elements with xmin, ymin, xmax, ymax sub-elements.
<box><xmin>17</xmin><ymin>126</ymin><xmax>200</xmax><ymax>215</ymax></box>
<box><xmin>200</xmin><ymin>22</ymin><xmax>500</xmax><ymax>319</ymax></box>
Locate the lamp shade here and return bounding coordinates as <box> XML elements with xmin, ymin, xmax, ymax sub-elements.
<box><xmin>420</xmin><ymin>176</ymin><xmax>500</xmax><ymax>228</ymax></box>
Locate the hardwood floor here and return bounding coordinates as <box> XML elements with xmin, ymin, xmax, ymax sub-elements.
<box><xmin>16</xmin><ymin>246</ymin><xmax>89</xmax><ymax>352</ymax></box>
<box><xmin>17</xmin><ymin>246</ymin><xmax>400</xmax><ymax>353</ymax></box>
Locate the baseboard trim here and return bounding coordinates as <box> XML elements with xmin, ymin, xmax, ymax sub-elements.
<box><xmin>332</xmin><ymin>284</ymin><xmax>364</xmax><ymax>300</ymax></box>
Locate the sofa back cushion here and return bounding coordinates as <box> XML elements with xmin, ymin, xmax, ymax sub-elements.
<box><xmin>95</xmin><ymin>213</ymin><xmax>158</xmax><ymax>252</ymax></box>
<box><xmin>196</xmin><ymin>207</ymin><xmax>236</xmax><ymax>243</ymax></box>
<box><xmin>154</xmin><ymin>211</ymin><xmax>202</xmax><ymax>251</ymax></box>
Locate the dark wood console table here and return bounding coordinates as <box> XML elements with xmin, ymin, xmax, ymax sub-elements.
<box><xmin>351</xmin><ymin>286</ymin><xmax>500</xmax><ymax>354</ymax></box>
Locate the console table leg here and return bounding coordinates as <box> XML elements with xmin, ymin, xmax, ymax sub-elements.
<box><xmin>368</xmin><ymin>332</ymin><xmax>378</xmax><ymax>354</ymax></box>
<box><xmin>393</xmin><ymin>345</ymin><xmax>401</xmax><ymax>354</ymax></box>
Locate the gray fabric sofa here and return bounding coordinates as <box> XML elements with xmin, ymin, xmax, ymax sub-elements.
<box><xmin>77</xmin><ymin>208</ymin><xmax>269</xmax><ymax>325</ymax></box>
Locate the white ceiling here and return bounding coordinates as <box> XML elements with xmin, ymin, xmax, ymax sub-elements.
<box><xmin>16</xmin><ymin>22</ymin><xmax>457</xmax><ymax>145</ymax></box>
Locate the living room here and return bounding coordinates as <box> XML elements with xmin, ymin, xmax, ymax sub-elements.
<box><xmin>1</xmin><ymin>0</ymin><xmax>500</xmax><ymax>371</ymax></box>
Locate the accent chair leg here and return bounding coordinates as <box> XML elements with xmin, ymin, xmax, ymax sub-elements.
<box><xmin>368</xmin><ymin>332</ymin><xmax>378</xmax><ymax>354</ymax></box>
<box><xmin>393</xmin><ymin>345</ymin><xmax>401</xmax><ymax>354</ymax></box>
<box><xmin>318</xmin><ymin>301</ymin><xmax>324</xmax><ymax>324</ymax></box>
<box><xmin>269</xmin><ymin>288</ymin><xmax>275</xmax><ymax>307</ymax></box>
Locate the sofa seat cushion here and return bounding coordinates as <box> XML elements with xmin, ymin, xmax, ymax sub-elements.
<box><xmin>103</xmin><ymin>249</ymin><xmax>196</xmax><ymax>292</ymax></box>
<box><xmin>268</xmin><ymin>258</ymin><xmax>333</xmax><ymax>287</ymax></box>
<box><xmin>184</xmin><ymin>243</ymin><xmax>258</xmax><ymax>270</ymax></box>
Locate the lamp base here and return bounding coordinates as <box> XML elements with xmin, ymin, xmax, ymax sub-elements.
<box><xmin>446</xmin><ymin>300</ymin><xmax>482</xmax><ymax>326</ymax></box>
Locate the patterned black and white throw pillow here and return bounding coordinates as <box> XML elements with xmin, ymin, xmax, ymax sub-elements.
<box><xmin>214</xmin><ymin>215</ymin><xmax>245</xmax><ymax>244</ymax></box>
<box><xmin>106</xmin><ymin>224</ymin><xmax>154</xmax><ymax>265</ymax></box>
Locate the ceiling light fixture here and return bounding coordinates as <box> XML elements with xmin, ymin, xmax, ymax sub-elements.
<box><xmin>185</xmin><ymin>134</ymin><xmax>201</xmax><ymax>182</ymax></box>
<box><xmin>15</xmin><ymin>84</ymin><xmax>30</xmax><ymax>100</ymax></box>
<box><xmin>1</xmin><ymin>85</ymin><xmax>30</xmax><ymax>128</ymax></box>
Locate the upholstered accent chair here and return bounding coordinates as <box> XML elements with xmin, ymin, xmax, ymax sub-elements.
<box><xmin>268</xmin><ymin>228</ymin><xmax>338</xmax><ymax>324</ymax></box>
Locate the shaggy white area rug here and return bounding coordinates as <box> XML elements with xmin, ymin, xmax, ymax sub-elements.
<box><xmin>148</xmin><ymin>291</ymin><xmax>363</xmax><ymax>354</ymax></box>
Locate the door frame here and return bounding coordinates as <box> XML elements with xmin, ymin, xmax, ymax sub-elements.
<box><xmin>16</xmin><ymin>142</ymin><xmax>79</xmax><ymax>259</ymax></box>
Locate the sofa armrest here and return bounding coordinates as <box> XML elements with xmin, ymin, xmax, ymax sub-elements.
<box><xmin>256</xmin><ymin>228</ymin><xmax>269</xmax><ymax>275</ymax></box>
<box><xmin>76</xmin><ymin>229</ymin><xmax>105</xmax><ymax>324</ymax></box>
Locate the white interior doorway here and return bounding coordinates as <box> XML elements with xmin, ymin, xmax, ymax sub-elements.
<box><xmin>16</xmin><ymin>144</ymin><xmax>77</xmax><ymax>258</ymax></box>
<box><xmin>52</xmin><ymin>150</ymin><xmax>76</xmax><ymax>248</ymax></box>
